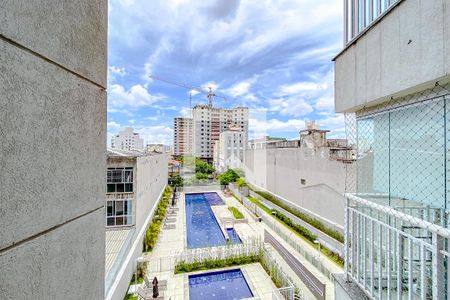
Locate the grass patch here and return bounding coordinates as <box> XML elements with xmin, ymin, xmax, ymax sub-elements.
<box><xmin>228</xmin><ymin>206</ymin><xmax>245</xmax><ymax>219</ymax></box>
<box><xmin>143</xmin><ymin>186</ymin><xmax>173</xmax><ymax>252</ymax></box>
<box><xmin>254</xmin><ymin>191</ymin><xmax>344</xmax><ymax>243</ymax></box>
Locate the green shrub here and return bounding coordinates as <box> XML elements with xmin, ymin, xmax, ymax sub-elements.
<box><xmin>236</xmin><ymin>177</ymin><xmax>247</xmax><ymax>188</ymax></box>
<box><xmin>143</xmin><ymin>186</ymin><xmax>173</xmax><ymax>252</ymax></box>
<box><xmin>228</xmin><ymin>206</ymin><xmax>245</xmax><ymax>219</ymax></box>
<box><xmin>255</xmin><ymin>191</ymin><xmax>344</xmax><ymax>243</ymax></box>
<box><xmin>195</xmin><ymin>172</ymin><xmax>208</xmax><ymax>180</ymax></box>
<box><xmin>174</xmin><ymin>254</ymin><xmax>260</xmax><ymax>274</ymax></box>
<box><xmin>218</xmin><ymin>169</ymin><xmax>239</xmax><ymax>185</ymax></box>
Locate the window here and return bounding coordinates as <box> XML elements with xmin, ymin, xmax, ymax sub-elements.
<box><xmin>106</xmin><ymin>200</ymin><xmax>133</xmax><ymax>226</ymax></box>
<box><xmin>106</xmin><ymin>167</ymin><xmax>133</xmax><ymax>193</ymax></box>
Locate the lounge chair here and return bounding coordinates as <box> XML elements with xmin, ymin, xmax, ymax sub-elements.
<box><xmin>163</xmin><ymin>223</ymin><xmax>176</xmax><ymax>230</ymax></box>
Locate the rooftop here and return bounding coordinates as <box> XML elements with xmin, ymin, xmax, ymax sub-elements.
<box><xmin>107</xmin><ymin>148</ymin><xmax>149</xmax><ymax>158</ymax></box>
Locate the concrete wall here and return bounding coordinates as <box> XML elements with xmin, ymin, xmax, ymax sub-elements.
<box><xmin>335</xmin><ymin>0</ymin><xmax>450</xmax><ymax>113</ymax></box>
<box><xmin>106</xmin><ymin>153</ymin><xmax>168</xmax><ymax>300</ymax></box>
<box><xmin>136</xmin><ymin>153</ymin><xmax>169</xmax><ymax>230</ymax></box>
<box><xmin>244</xmin><ymin>147</ymin><xmax>349</xmax><ymax>229</ymax></box>
<box><xmin>0</xmin><ymin>1</ymin><xmax>107</xmax><ymax>299</ymax></box>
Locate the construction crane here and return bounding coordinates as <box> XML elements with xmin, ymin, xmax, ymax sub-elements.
<box><xmin>148</xmin><ymin>74</ymin><xmax>227</xmax><ymax>107</ymax></box>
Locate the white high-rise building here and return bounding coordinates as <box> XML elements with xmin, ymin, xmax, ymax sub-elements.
<box><xmin>192</xmin><ymin>105</ymin><xmax>248</xmax><ymax>160</ymax></box>
<box><xmin>111</xmin><ymin>127</ymin><xmax>144</xmax><ymax>151</ymax></box>
<box><xmin>213</xmin><ymin>125</ymin><xmax>246</xmax><ymax>172</ymax></box>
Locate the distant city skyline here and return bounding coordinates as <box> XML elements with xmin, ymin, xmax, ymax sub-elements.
<box><xmin>107</xmin><ymin>0</ymin><xmax>344</xmax><ymax>147</ymax></box>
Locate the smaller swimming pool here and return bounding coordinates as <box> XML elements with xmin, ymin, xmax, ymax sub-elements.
<box><xmin>226</xmin><ymin>228</ymin><xmax>242</xmax><ymax>244</ymax></box>
<box><xmin>189</xmin><ymin>269</ymin><xmax>254</xmax><ymax>300</ymax></box>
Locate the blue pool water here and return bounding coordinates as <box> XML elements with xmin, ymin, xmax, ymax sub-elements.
<box><xmin>226</xmin><ymin>228</ymin><xmax>242</xmax><ymax>244</ymax></box>
<box><xmin>189</xmin><ymin>269</ymin><xmax>254</xmax><ymax>300</ymax></box>
<box><xmin>185</xmin><ymin>193</ymin><xmax>226</xmax><ymax>248</ymax></box>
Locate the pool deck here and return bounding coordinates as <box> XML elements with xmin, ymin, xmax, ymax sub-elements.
<box><xmin>140</xmin><ymin>189</ymin><xmax>339</xmax><ymax>299</ymax></box>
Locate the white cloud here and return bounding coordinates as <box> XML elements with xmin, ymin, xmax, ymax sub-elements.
<box><xmin>269</xmin><ymin>98</ymin><xmax>313</xmax><ymax>117</ymax></box>
<box><xmin>248</xmin><ymin>113</ymin><xmax>345</xmax><ymax>140</ymax></box>
<box><xmin>225</xmin><ymin>80</ymin><xmax>252</xmax><ymax>97</ymax></box>
<box><xmin>189</xmin><ymin>90</ymin><xmax>201</xmax><ymax>96</ymax></box>
<box><xmin>200</xmin><ymin>81</ymin><xmax>219</xmax><ymax>92</ymax></box>
<box><xmin>314</xmin><ymin>96</ymin><xmax>335</xmax><ymax>111</ymax></box>
<box><xmin>278</xmin><ymin>82</ymin><xmax>326</xmax><ymax>96</ymax></box>
<box><xmin>128</xmin><ymin>119</ymin><xmax>136</xmax><ymax>124</ymax></box>
<box><xmin>107</xmin><ymin>121</ymin><xmax>122</xmax><ymax>130</ymax></box>
<box><xmin>108</xmin><ymin>84</ymin><xmax>165</xmax><ymax>108</ymax></box>
<box><xmin>109</xmin><ymin>66</ymin><xmax>127</xmax><ymax>76</ymax></box>
<box><xmin>136</xmin><ymin>125</ymin><xmax>174</xmax><ymax>145</ymax></box>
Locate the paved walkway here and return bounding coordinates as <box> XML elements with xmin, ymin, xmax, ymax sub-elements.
<box><xmin>265</xmin><ymin>230</ymin><xmax>326</xmax><ymax>300</ymax></box>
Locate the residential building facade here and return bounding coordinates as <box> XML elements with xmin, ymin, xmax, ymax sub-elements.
<box><xmin>0</xmin><ymin>2</ymin><xmax>107</xmax><ymax>299</ymax></box>
<box><xmin>244</xmin><ymin>123</ymin><xmax>354</xmax><ymax>233</ymax></box>
<box><xmin>334</xmin><ymin>0</ymin><xmax>450</xmax><ymax>299</ymax></box>
<box><xmin>105</xmin><ymin>149</ymin><xmax>168</xmax><ymax>300</ymax></box>
<box><xmin>213</xmin><ymin>125</ymin><xmax>246</xmax><ymax>172</ymax></box>
<box><xmin>173</xmin><ymin>117</ymin><xmax>193</xmax><ymax>156</ymax></box>
<box><xmin>111</xmin><ymin>127</ymin><xmax>144</xmax><ymax>151</ymax></box>
<box><xmin>145</xmin><ymin>143</ymin><xmax>171</xmax><ymax>154</ymax></box>
<box><xmin>192</xmin><ymin>105</ymin><xmax>249</xmax><ymax>161</ymax></box>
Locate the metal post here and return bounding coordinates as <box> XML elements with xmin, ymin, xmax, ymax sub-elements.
<box><xmin>397</xmin><ymin>233</ymin><xmax>403</xmax><ymax>300</ymax></box>
<box><xmin>432</xmin><ymin>233</ymin><xmax>444</xmax><ymax>300</ymax></box>
<box><xmin>344</xmin><ymin>196</ymin><xmax>350</xmax><ymax>280</ymax></box>
<box><xmin>420</xmin><ymin>244</ymin><xmax>427</xmax><ymax>299</ymax></box>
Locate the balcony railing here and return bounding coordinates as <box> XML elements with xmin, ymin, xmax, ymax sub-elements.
<box><xmin>344</xmin><ymin>193</ymin><xmax>450</xmax><ymax>299</ymax></box>
<box><xmin>344</xmin><ymin>0</ymin><xmax>402</xmax><ymax>44</ymax></box>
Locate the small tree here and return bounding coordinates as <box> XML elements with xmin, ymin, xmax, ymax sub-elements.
<box><xmin>236</xmin><ymin>177</ymin><xmax>247</xmax><ymax>188</ymax></box>
<box><xmin>170</xmin><ymin>175</ymin><xmax>184</xmax><ymax>187</ymax></box>
<box><xmin>218</xmin><ymin>169</ymin><xmax>239</xmax><ymax>186</ymax></box>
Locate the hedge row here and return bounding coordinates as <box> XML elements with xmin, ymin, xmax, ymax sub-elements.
<box><xmin>254</xmin><ymin>191</ymin><xmax>344</xmax><ymax>243</ymax></box>
<box><xmin>143</xmin><ymin>186</ymin><xmax>173</xmax><ymax>252</ymax></box>
<box><xmin>273</xmin><ymin>211</ymin><xmax>317</xmax><ymax>243</ymax></box>
<box><xmin>174</xmin><ymin>254</ymin><xmax>260</xmax><ymax>274</ymax></box>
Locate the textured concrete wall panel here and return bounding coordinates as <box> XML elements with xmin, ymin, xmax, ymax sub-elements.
<box><xmin>335</xmin><ymin>0</ymin><xmax>450</xmax><ymax>112</ymax></box>
<box><xmin>0</xmin><ymin>0</ymin><xmax>107</xmax><ymax>86</ymax></box>
<box><xmin>0</xmin><ymin>39</ymin><xmax>106</xmax><ymax>250</ymax></box>
<box><xmin>0</xmin><ymin>209</ymin><xmax>105</xmax><ymax>300</ymax></box>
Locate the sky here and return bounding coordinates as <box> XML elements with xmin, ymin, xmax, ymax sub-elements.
<box><xmin>107</xmin><ymin>0</ymin><xmax>344</xmax><ymax>147</ymax></box>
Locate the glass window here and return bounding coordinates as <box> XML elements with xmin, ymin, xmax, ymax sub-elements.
<box><xmin>106</xmin><ymin>199</ymin><xmax>133</xmax><ymax>227</ymax></box>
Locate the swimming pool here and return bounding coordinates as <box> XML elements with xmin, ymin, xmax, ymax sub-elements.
<box><xmin>185</xmin><ymin>192</ymin><xmax>226</xmax><ymax>248</ymax></box>
<box><xmin>226</xmin><ymin>228</ymin><xmax>242</xmax><ymax>244</ymax></box>
<box><xmin>189</xmin><ymin>269</ymin><xmax>254</xmax><ymax>300</ymax></box>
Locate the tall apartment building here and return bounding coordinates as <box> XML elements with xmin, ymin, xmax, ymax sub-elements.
<box><xmin>105</xmin><ymin>149</ymin><xmax>168</xmax><ymax>300</ymax></box>
<box><xmin>192</xmin><ymin>105</ymin><xmax>249</xmax><ymax>161</ymax></box>
<box><xmin>334</xmin><ymin>1</ymin><xmax>450</xmax><ymax>299</ymax></box>
<box><xmin>111</xmin><ymin>127</ymin><xmax>144</xmax><ymax>151</ymax></box>
<box><xmin>0</xmin><ymin>1</ymin><xmax>107</xmax><ymax>299</ymax></box>
<box><xmin>173</xmin><ymin>117</ymin><xmax>193</xmax><ymax>156</ymax></box>
<box><xmin>213</xmin><ymin>125</ymin><xmax>246</xmax><ymax>172</ymax></box>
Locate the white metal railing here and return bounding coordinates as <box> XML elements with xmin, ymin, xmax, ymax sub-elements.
<box><xmin>272</xmin><ymin>287</ymin><xmax>295</xmax><ymax>300</ymax></box>
<box><xmin>147</xmin><ymin>240</ymin><xmax>262</xmax><ymax>273</ymax></box>
<box><xmin>344</xmin><ymin>193</ymin><xmax>450</xmax><ymax>300</ymax></box>
<box><xmin>344</xmin><ymin>0</ymin><xmax>402</xmax><ymax>44</ymax></box>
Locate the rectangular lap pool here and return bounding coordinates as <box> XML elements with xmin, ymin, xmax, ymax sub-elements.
<box><xmin>189</xmin><ymin>269</ymin><xmax>254</xmax><ymax>300</ymax></box>
<box><xmin>185</xmin><ymin>192</ymin><xmax>226</xmax><ymax>248</ymax></box>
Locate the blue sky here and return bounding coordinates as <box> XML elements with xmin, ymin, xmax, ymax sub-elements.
<box><xmin>107</xmin><ymin>0</ymin><xmax>344</xmax><ymax>146</ymax></box>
